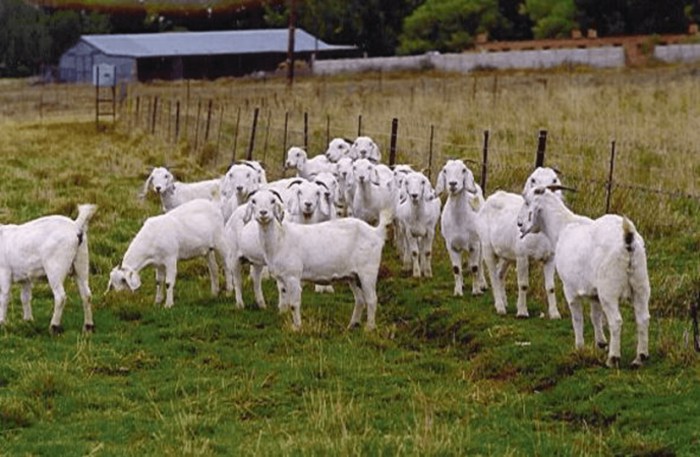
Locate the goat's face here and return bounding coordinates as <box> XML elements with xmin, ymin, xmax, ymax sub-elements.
<box><xmin>107</xmin><ymin>267</ymin><xmax>142</xmax><ymax>292</ymax></box>
<box><xmin>149</xmin><ymin>167</ymin><xmax>174</xmax><ymax>194</ymax></box>
<box><xmin>404</xmin><ymin>172</ymin><xmax>429</xmax><ymax>203</ymax></box>
<box><xmin>351</xmin><ymin>136</ymin><xmax>380</xmax><ymax>163</ymax></box>
<box><xmin>314</xmin><ymin>172</ymin><xmax>339</xmax><ymax>205</ymax></box>
<box><xmin>296</xmin><ymin>181</ymin><xmax>322</xmax><ymax>218</ymax></box>
<box><xmin>517</xmin><ymin>187</ymin><xmax>548</xmax><ymax>237</ymax></box>
<box><xmin>222</xmin><ymin>164</ymin><xmax>258</xmax><ymax>199</ymax></box>
<box><xmin>285</xmin><ymin>147</ymin><xmax>307</xmax><ymax>169</ymax></box>
<box><xmin>437</xmin><ymin>160</ymin><xmax>477</xmax><ymax>195</ymax></box>
<box><xmin>524</xmin><ymin>167</ymin><xmax>563</xmax><ymax>200</ymax></box>
<box><xmin>353</xmin><ymin>158</ymin><xmax>377</xmax><ymax>185</ymax></box>
<box><xmin>335</xmin><ymin>157</ymin><xmax>354</xmax><ymax>183</ymax></box>
<box><xmin>250</xmin><ymin>190</ymin><xmax>285</xmax><ymax>225</ymax></box>
<box><xmin>325</xmin><ymin>138</ymin><xmax>351</xmax><ymax>162</ymax></box>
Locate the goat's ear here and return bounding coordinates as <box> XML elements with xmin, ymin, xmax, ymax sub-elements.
<box><xmin>273</xmin><ymin>200</ymin><xmax>285</xmax><ymax>223</ymax></box>
<box><xmin>423</xmin><ymin>177</ymin><xmax>433</xmax><ymax>201</ymax></box>
<box><xmin>370</xmin><ymin>167</ymin><xmax>380</xmax><ymax>185</ymax></box>
<box><xmin>435</xmin><ymin>169</ymin><xmax>445</xmax><ymax>195</ymax></box>
<box><xmin>125</xmin><ymin>270</ymin><xmax>141</xmax><ymax>291</ymax></box>
<box><xmin>463</xmin><ymin>169</ymin><xmax>477</xmax><ymax>194</ymax></box>
<box><xmin>243</xmin><ymin>202</ymin><xmax>254</xmax><ymax>224</ymax></box>
<box><xmin>139</xmin><ymin>173</ymin><xmax>154</xmax><ymax>199</ymax></box>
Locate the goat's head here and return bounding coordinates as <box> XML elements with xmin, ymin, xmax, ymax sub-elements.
<box><xmin>248</xmin><ymin>189</ymin><xmax>286</xmax><ymax>225</ymax></box>
<box><xmin>325</xmin><ymin>138</ymin><xmax>352</xmax><ymax>163</ymax></box>
<box><xmin>106</xmin><ymin>266</ymin><xmax>141</xmax><ymax>293</ymax></box>
<box><xmin>517</xmin><ymin>185</ymin><xmax>575</xmax><ymax>238</ymax></box>
<box><xmin>222</xmin><ymin>163</ymin><xmax>259</xmax><ymax>200</ymax></box>
<box><xmin>523</xmin><ymin>167</ymin><xmax>563</xmax><ymax>199</ymax></box>
<box><xmin>351</xmin><ymin>136</ymin><xmax>380</xmax><ymax>163</ymax></box>
<box><xmin>334</xmin><ymin>157</ymin><xmax>354</xmax><ymax>183</ymax></box>
<box><xmin>436</xmin><ymin>160</ymin><xmax>477</xmax><ymax>195</ymax></box>
<box><xmin>353</xmin><ymin>158</ymin><xmax>379</xmax><ymax>186</ymax></box>
<box><xmin>294</xmin><ymin>180</ymin><xmax>323</xmax><ymax>219</ymax></box>
<box><xmin>285</xmin><ymin>147</ymin><xmax>308</xmax><ymax>169</ymax></box>
<box><xmin>404</xmin><ymin>172</ymin><xmax>432</xmax><ymax>203</ymax></box>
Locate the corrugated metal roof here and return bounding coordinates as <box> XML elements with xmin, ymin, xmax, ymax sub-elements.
<box><xmin>82</xmin><ymin>28</ymin><xmax>354</xmax><ymax>58</ymax></box>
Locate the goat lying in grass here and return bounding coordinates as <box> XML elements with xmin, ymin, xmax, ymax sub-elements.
<box><xmin>246</xmin><ymin>189</ymin><xmax>391</xmax><ymax>330</ymax></box>
<box><xmin>518</xmin><ymin>185</ymin><xmax>650</xmax><ymax>368</ymax></box>
<box><xmin>0</xmin><ymin>204</ymin><xmax>97</xmax><ymax>333</ymax></box>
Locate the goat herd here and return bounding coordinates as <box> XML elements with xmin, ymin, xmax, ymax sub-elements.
<box><xmin>1</xmin><ymin>136</ymin><xmax>650</xmax><ymax>368</ymax></box>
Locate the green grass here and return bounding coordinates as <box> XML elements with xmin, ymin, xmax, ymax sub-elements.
<box><xmin>1</xmin><ymin>67</ymin><xmax>700</xmax><ymax>455</ymax></box>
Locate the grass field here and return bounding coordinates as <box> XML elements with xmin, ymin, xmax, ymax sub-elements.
<box><xmin>0</xmin><ymin>66</ymin><xmax>699</xmax><ymax>456</ymax></box>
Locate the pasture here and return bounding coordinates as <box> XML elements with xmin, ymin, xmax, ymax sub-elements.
<box><xmin>0</xmin><ymin>66</ymin><xmax>699</xmax><ymax>456</ymax></box>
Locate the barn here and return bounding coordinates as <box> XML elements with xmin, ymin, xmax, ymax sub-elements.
<box><xmin>58</xmin><ymin>28</ymin><xmax>356</xmax><ymax>83</ymax></box>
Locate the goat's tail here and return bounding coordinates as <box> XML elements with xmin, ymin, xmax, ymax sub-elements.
<box><xmin>75</xmin><ymin>204</ymin><xmax>98</xmax><ymax>242</ymax></box>
<box><xmin>622</xmin><ymin>216</ymin><xmax>636</xmax><ymax>252</ymax></box>
<box><xmin>376</xmin><ymin>208</ymin><xmax>394</xmax><ymax>241</ymax></box>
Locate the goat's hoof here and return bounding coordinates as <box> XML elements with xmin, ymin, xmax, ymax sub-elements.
<box><xmin>495</xmin><ymin>308</ymin><xmax>507</xmax><ymax>316</ymax></box>
<box><xmin>50</xmin><ymin>325</ymin><xmax>64</xmax><ymax>335</ymax></box>
<box><xmin>631</xmin><ymin>354</ymin><xmax>649</xmax><ymax>368</ymax></box>
<box><xmin>472</xmin><ymin>290</ymin><xmax>484</xmax><ymax>297</ymax></box>
<box><xmin>83</xmin><ymin>324</ymin><xmax>95</xmax><ymax>333</ymax></box>
<box><xmin>597</xmin><ymin>341</ymin><xmax>608</xmax><ymax>350</ymax></box>
<box><xmin>257</xmin><ymin>303</ymin><xmax>267</xmax><ymax>310</ymax></box>
<box><xmin>605</xmin><ymin>356</ymin><xmax>620</xmax><ymax>369</ymax></box>
<box><xmin>347</xmin><ymin>322</ymin><xmax>361</xmax><ymax>331</ymax></box>
<box><xmin>549</xmin><ymin>313</ymin><xmax>562</xmax><ymax>320</ymax></box>
<box><xmin>516</xmin><ymin>313</ymin><xmax>529</xmax><ymax>319</ymax></box>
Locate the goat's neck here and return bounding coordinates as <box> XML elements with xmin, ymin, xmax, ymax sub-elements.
<box><xmin>539</xmin><ymin>197</ymin><xmax>587</xmax><ymax>247</ymax></box>
<box><xmin>257</xmin><ymin>219</ymin><xmax>286</xmax><ymax>263</ymax></box>
<box><xmin>159</xmin><ymin>185</ymin><xmax>177</xmax><ymax>211</ymax></box>
<box><xmin>446</xmin><ymin>190</ymin><xmax>474</xmax><ymax>218</ymax></box>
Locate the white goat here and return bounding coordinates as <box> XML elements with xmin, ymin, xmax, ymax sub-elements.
<box><xmin>246</xmin><ymin>189</ymin><xmax>391</xmax><ymax>330</ymax></box>
<box><xmin>395</xmin><ymin>171</ymin><xmax>441</xmax><ymax>278</ymax></box>
<box><xmin>351</xmin><ymin>158</ymin><xmax>397</xmax><ymax>225</ymax></box>
<box><xmin>517</xmin><ymin>186</ymin><xmax>650</xmax><ymax>368</ymax></box>
<box><xmin>285</xmin><ymin>146</ymin><xmax>334</xmax><ymax>180</ymax></box>
<box><xmin>141</xmin><ymin>167</ymin><xmax>221</xmax><ymax>212</ymax></box>
<box><xmin>334</xmin><ymin>157</ymin><xmax>355</xmax><ymax>216</ymax></box>
<box><xmin>0</xmin><ymin>204</ymin><xmax>97</xmax><ymax>333</ymax></box>
<box><xmin>324</xmin><ymin>138</ymin><xmax>353</xmax><ymax>162</ymax></box>
<box><xmin>351</xmin><ymin>136</ymin><xmax>381</xmax><ymax>163</ymax></box>
<box><xmin>220</xmin><ymin>162</ymin><xmax>263</xmax><ymax>222</ymax></box>
<box><xmin>108</xmin><ymin>199</ymin><xmax>228</xmax><ymax>308</ymax></box>
<box><xmin>477</xmin><ymin>167</ymin><xmax>563</xmax><ymax>319</ymax></box>
<box><xmin>436</xmin><ymin>160</ymin><xmax>488</xmax><ymax>296</ymax></box>
<box><xmin>286</xmin><ymin>178</ymin><xmax>334</xmax><ymax>224</ymax></box>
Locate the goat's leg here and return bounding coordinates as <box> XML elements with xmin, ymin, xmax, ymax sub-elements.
<box><xmin>154</xmin><ymin>265</ymin><xmax>166</xmax><ymax>305</ymax></box>
<box><xmin>288</xmin><ymin>278</ymin><xmax>303</xmax><ymax>330</ymax></box>
<box><xmin>469</xmin><ymin>243</ymin><xmax>488</xmax><ymax>295</ymax></box>
<box><xmin>515</xmin><ymin>256</ymin><xmax>530</xmax><ymax>318</ymax></box>
<box><xmin>446</xmin><ymin>245</ymin><xmax>464</xmax><ymax>297</ymax></box>
<box><xmin>47</xmin><ymin>277</ymin><xmax>67</xmax><ymax>333</ymax></box>
<box><xmin>359</xmin><ymin>277</ymin><xmax>378</xmax><ymax>331</ymax></box>
<box><xmin>421</xmin><ymin>232</ymin><xmax>435</xmax><ymax>278</ymax></box>
<box><xmin>251</xmin><ymin>264</ymin><xmax>267</xmax><ymax>309</ymax></box>
<box><xmin>566</xmin><ymin>294</ymin><xmax>585</xmax><ymax>349</ymax></box>
<box><xmin>20</xmin><ymin>281</ymin><xmax>33</xmax><ymax>321</ymax></box>
<box><xmin>482</xmin><ymin>247</ymin><xmax>507</xmax><ymax>314</ymax></box>
<box><xmin>347</xmin><ymin>280</ymin><xmax>366</xmax><ymax>329</ymax></box>
<box><xmin>0</xmin><ymin>278</ymin><xmax>10</xmax><ymax>325</ymax></box>
<box><xmin>409</xmin><ymin>236</ymin><xmax>421</xmax><ymax>278</ymax></box>
<box><xmin>73</xmin><ymin>272</ymin><xmax>94</xmax><ymax>332</ymax></box>
<box><xmin>589</xmin><ymin>297</ymin><xmax>608</xmax><ymax>349</ymax></box>
<box><xmin>632</xmin><ymin>284</ymin><xmax>651</xmax><ymax>367</ymax></box>
<box><xmin>599</xmin><ymin>297</ymin><xmax>623</xmax><ymax>368</ymax></box>
<box><xmin>163</xmin><ymin>260</ymin><xmax>177</xmax><ymax>308</ymax></box>
<box><xmin>206</xmin><ymin>249</ymin><xmax>220</xmax><ymax>296</ymax></box>
<box><xmin>231</xmin><ymin>258</ymin><xmax>245</xmax><ymax>309</ymax></box>
<box><xmin>542</xmin><ymin>258</ymin><xmax>561</xmax><ymax>319</ymax></box>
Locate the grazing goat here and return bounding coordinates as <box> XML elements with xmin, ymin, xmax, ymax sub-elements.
<box><xmin>395</xmin><ymin>171</ymin><xmax>441</xmax><ymax>278</ymax></box>
<box><xmin>436</xmin><ymin>160</ymin><xmax>488</xmax><ymax>296</ymax></box>
<box><xmin>518</xmin><ymin>186</ymin><xmax>650</xmax><ymax>368</ymax></box>
<box><xmin>285</xmin><ymin>146</ymin><xmax>334</xmax><ymax>180</ymax></box>
<box><xmin>247</xmin><ymin>189</ymin><xmax>391</xmax><ymax>330</ymax></box>
<box><xmin>108</xmin><ymin>199</ymin><xmax>228</xmax><ymax>308</ymax></box>
<box><xmin>0</xmin><ymin>204</ymin><xmax>97</xmax><ymax>333</ymax></box>
<box><xmin>350</xmin><ymin>136</ymin><xmax>381</xmax><ymax>163</ymax></box>
<box><xmin>141</xmin><ymin>167</ymin><xmax>221</xmax><ymax>212</ymax></box>
<box><xmin>477</xmin><ymin>167</ymin><xmax>563</xmax><ymax>318</ymax></box>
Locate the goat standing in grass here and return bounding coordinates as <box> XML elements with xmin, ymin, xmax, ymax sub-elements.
<box><xmin>517</xmin><ymin>185</ymin><xmax>650</xmax><ymax>368</ymax></box>
<box><xmin>141</xmin><ymin>167</ymin><xmax>221</xmax><ymax>212</ymax></box>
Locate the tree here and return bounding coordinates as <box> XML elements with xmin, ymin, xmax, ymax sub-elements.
<box><xmin>524</xmin><ymin>0</ymin><xmax>576</xmax><ymax>38</ymax></box>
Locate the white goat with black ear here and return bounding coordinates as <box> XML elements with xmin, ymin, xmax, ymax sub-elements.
<box><xmin>477</xmin><ymin>167</ymin><xmax>563</xmax><ymax>319</ymax></box>
<box><xmin>285</xmin><ymin>146</ymin><xmax>334</xmax><ymax>180</ymax></box>
<box><xmin>395</xmin><ymin>171</ymin><xmax>441</xmax><ymax>278</ymax></box>
<box><xmin>0</xmin><ymin>204</ymin><xmax>97</xmax><ymax>333</ymax></box>
<box><xmin>518</xmin><ymin>186</ymin><xmax>650</xmax><ymax>368</ymax></box>
<box><xmin>351</xmin><ymin>158</ymin><xmax>397</xmax><ymax>225</ymax></box>
<box><xmin>247</xmin><ymin>189</ymin><xmax>391</xmax><ymax>331</ymax></box>
<box><xmin>108</xmin><ymin>199</ymin><xmax>228</xmax><ymax>308</ymax></box>
<box><xmin>351</xmin><ymin>136</ymin><xmax>381</xmax><ymax>163</ymax></box>
<box><xmin>141</xmin><ymin>167</ymin><xmax>221</xmax><ymax>212</ymax></box>
<box><xmin>325</xmin><ymin>138</ymin><xmax>353</xmax><ymax>163</ymax></box>
<box><xmin>436</xmin><ymin>159</ymin><xmax>487</xmax><ymax>296</ymax></box>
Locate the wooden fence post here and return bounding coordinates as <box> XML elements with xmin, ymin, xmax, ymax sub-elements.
<box><xmin>389</xmin><ymin>118</ymin><xmax>398</xmax><ymax>166</ymax></box>
<box><xmin>247</xmin><ymin>107</ymin><xmax>259</xmax><ymax>161</ymax></box>
<box><xmin>535</xmin><ymin>129</ymin><xmax>547</xmax><ymax>168</ymax></box>
<box><xmin>605</xmin><ymin>140</ymin><xmax>616</xmax><ymax>213</ymax></box>
<box><xmin>357</xmin><ymin>114</ymin><xmax>362</xmax><ymax>137</ymax></box>
<box><xmin>204</xmin><ymin>99</ymin><xmax>213</xmax><ymax>142</ymax></box>
<box><xmin>427</xmin><ymin>125</ymin><xmax>435</xmax><ymax>180</ymax></box>
<box><xmin>193</xmin><ymin>99</ymin><xmax>202</xmax><ymax>151</ymax></box>
<box><xmin>282</xmin><ymin>111</ymin><xmax>289</xmax><ymax>169</ymax></box>
<box><xmin>481</xmin><ymin>130</ymin><xmax>489</xmax><ymax>193</ymax></box>
<box><xmin>175</xmin><ymin>101</ymin><xmax>180</xmax><ymax>143</ymax></box>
